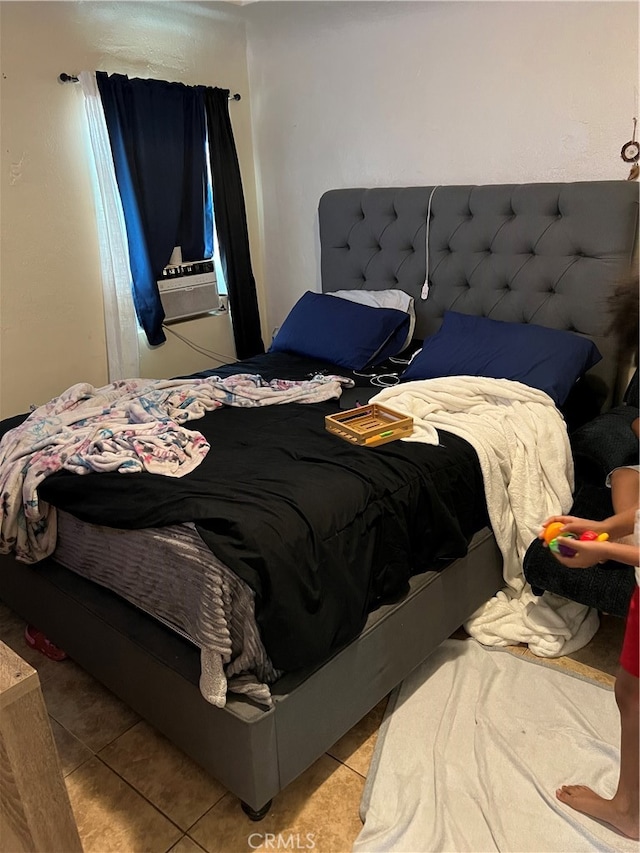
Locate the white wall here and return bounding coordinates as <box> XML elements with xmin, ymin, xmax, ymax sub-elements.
<box><xmin>2</xmin><ymin>1</ymin><xmax>637</xmax><ymax>417</ymax></box>
<box><xmin>245</xmin><ymin>1</ymin><xmax>639</xmax><ymax>336</ymax></box>
<box><xmin>0</xmin><ymin>1</ymin><xmax>261</xmax><ymax>417</ymax></box>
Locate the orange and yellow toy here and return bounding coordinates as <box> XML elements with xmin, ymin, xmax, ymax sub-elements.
<box><xmin>542</xmin><ymin>521</ymin><xmax>609</xmax><ymax>558</ymax></box>
<box><xmin>542</xmin><ymin>521</ymin><xmax>565</xmax><ymax>545</ymax></box>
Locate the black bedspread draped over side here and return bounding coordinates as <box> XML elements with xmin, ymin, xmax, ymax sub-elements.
<box><xmin>38</xmin><ymin>396</ymin><xmax>487</xmax><ymax>672</ymax></box>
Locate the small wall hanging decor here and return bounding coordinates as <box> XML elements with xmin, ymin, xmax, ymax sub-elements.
<box><xmin>621</xmin><ymin>117</ymin><xmax>639</xmax><ymax>180</ymax></box>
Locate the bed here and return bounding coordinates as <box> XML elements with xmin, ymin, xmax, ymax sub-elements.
<box><xmin>0</xmin><ymin>181</ymin><xmax>637</xmax><ymax>818</ymax></box>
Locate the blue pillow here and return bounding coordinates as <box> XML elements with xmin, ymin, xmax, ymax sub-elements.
<box><xmin>270</xmin><ymin>291</ymin><xmax>411</xmax><ymax>370</ymax></box>
<box><xmin>401</xmin><ymin>311</ymin><xmax>602</xmax><ymax>405</ymax></box>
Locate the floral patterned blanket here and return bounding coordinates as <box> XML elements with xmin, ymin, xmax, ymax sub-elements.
<box><xmin>0</xmin><ymin>372</ymin><xmax>351</xmax><ymax>564</ymax></box>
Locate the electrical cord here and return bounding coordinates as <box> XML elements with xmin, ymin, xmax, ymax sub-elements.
<box><xmin>160</xmin><ymin>325</ymin><xmax>352</xmax><ymax>407</ymax></box>
<box><xmin>370</xmin><ymin>373</ymin><xmax>400</xmax><ymax>387</ymax></box>
<box><xmin>421</xmin><ymin>185</ymin><xmax>440</xmax><ymax>300</ymax></box>
<box><xmin>161</xmin><ymin>326</ymin><xmax>412</xmax><ymax>391</ymax></box>
<box><xmin>162</xmin><ymin>323</ymin><xmax>238</xmax><ymax>364</ymax></box>
<box><xmin>352</xmin><ymin>347</ymin><xmax>422</xmax><ymax>388</ymax></box>
<box><xmin>353</xmin><ymin>368</ymin><xmax>400</xmax><ymax>387</ymax></box>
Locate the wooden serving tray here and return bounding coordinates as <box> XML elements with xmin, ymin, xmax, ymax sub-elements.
<box><xmin>325</xmin><ymin>403</ymin><xmax>414</xmax><ymax>447</ymax></box>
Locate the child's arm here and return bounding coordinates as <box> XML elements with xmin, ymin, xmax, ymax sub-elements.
<box><xmin>548</xmin><ymin>536</ymin><xmax>639</xmax><ymax>569</ymax></box>
<box><xmin>540</xmin><ymin>510</ymin><xmax>636</xmax><ymax>541</ymax></box>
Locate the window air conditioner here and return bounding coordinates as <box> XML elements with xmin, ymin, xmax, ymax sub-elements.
<box><xmin>157</xmin><ymin>259</ymin><xmax>220</xmax><ymax>323</ymax></box>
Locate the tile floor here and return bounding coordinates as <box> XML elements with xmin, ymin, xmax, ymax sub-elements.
<box><xmin>0</xmin><ymin>602</ymin><xmax>625</xmax><ymax>853</ymax></box>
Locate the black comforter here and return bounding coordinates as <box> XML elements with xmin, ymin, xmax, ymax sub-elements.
<box><xmin>36</xmin><ymin>354</ymin><xmax>487</xmax><ymax>671</ymax></box>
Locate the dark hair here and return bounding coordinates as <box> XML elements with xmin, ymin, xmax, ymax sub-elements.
<box><xmin>608</xmin><ymin>264</ymin><xmax>639</xmax><ymax>362</ymax></box>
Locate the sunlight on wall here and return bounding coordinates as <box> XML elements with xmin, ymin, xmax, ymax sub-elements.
<box><xmin>2</xmin><ymin>0</ymin><xmax>637</xmax><ymax>417</ymax></box>
<box><xmin>0</xmin><ymin>1</ymin><xmax>258</xmax><ymax>417</ymax></box>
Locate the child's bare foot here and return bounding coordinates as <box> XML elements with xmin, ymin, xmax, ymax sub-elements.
<box><xmin>556</xmin><ymin>784</ymin><xmax>640</xmax><ymax>840</ymax></box>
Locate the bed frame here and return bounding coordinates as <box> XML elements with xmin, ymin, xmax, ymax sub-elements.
<box><xmin>0</xmin><ymin>181</ymin><xmax>637</xmax><ymax>817</ymax></box>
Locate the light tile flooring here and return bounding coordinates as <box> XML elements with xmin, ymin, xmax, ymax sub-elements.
<box><xmin>0</xmin><ymin>602</ymin><xmax>625</xmax><ymax>853</ymax></box>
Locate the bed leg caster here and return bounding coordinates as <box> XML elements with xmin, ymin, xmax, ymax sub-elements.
<box><xmin>241</xmin><ymin>799</ymin><xmax>272</xmax><ymax>821</ymax></box>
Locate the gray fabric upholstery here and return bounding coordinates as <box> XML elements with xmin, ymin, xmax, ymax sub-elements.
<box><xmin>320</xmin><ymin>182</ymin><xmax>638</xmax><ymax>407</ymax></box>
<box><xmin>571</xmin><ymin>402</ymin><xmax>640</xmax><ymax>485</ymax></box>
<box><xmin>321</xmin><ymin>181</ymin><xmax>639</xmax><ymax>616</ymax></box>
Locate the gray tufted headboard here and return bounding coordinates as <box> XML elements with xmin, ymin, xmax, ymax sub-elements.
<box><xmin>319</xmin><ymin>182</ymin><xmax>638</xmax><ymax>407</ymax></box>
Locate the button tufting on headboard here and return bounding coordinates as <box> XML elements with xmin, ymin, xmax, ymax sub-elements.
<box><xmin>319</xmin><ymin>182</ymin><xmax>639</xmax><ymax>408</ymax></box>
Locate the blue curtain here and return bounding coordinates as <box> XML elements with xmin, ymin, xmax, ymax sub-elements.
<box><xmin>96</xmin><ymin>72</ymin><xmax>210</xmax><ymax>346</ymax></box>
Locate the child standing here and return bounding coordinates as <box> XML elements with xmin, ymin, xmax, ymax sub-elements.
<box><xmin>540</xmin><ymin>427</ymin><xmax>639</xmax><ymax>840</ymax></box>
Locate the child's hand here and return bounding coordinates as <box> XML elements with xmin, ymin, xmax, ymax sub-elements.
<box><xmin>538</xmin><ymin>515</ymin><xmax>606</xmax><ymax>541</ymax></box>
<box><xmin>549</xmin><ymin>537</ymin><xmax>612</xmax><ymax>568</ymax></box>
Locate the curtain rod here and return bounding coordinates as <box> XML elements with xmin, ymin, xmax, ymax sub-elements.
<box><xmin>58</xmin><ymin>73</ymin><xmax>241</xmax><ymax>100</ymax></box>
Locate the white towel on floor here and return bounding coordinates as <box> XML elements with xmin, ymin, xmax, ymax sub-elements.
<box><xmin>354</xmin><ymin>639</ymin><xmax>636</xmax><ymax>853</ymax></box>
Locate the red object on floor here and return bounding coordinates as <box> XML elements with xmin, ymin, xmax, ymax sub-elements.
<box><xmin>24</xmin><ymin>625</ymin><xmax>68</xmax><ymax>661</ymax></box>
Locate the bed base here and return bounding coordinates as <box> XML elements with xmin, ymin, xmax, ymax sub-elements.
<box><xmin>0</xmin><ymin>528</ymin><xmax>501</xmax><ymax>812</ymax></box>
<box><xmin>7</xmin><ymin>180</ymin><xmax>633</xmax><ymax>814</ymax></box>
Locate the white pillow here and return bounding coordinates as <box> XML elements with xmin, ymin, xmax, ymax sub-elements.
<box><xmin>328</xmin><ymin>289</ymin><xmax>415</xmax><ymax>350</ymax></box>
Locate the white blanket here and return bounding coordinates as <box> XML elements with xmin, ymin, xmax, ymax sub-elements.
<box><xmin>372</xmin><ymin>377</ymin><xmax>599</xmax><ymax>657</ymax></box>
